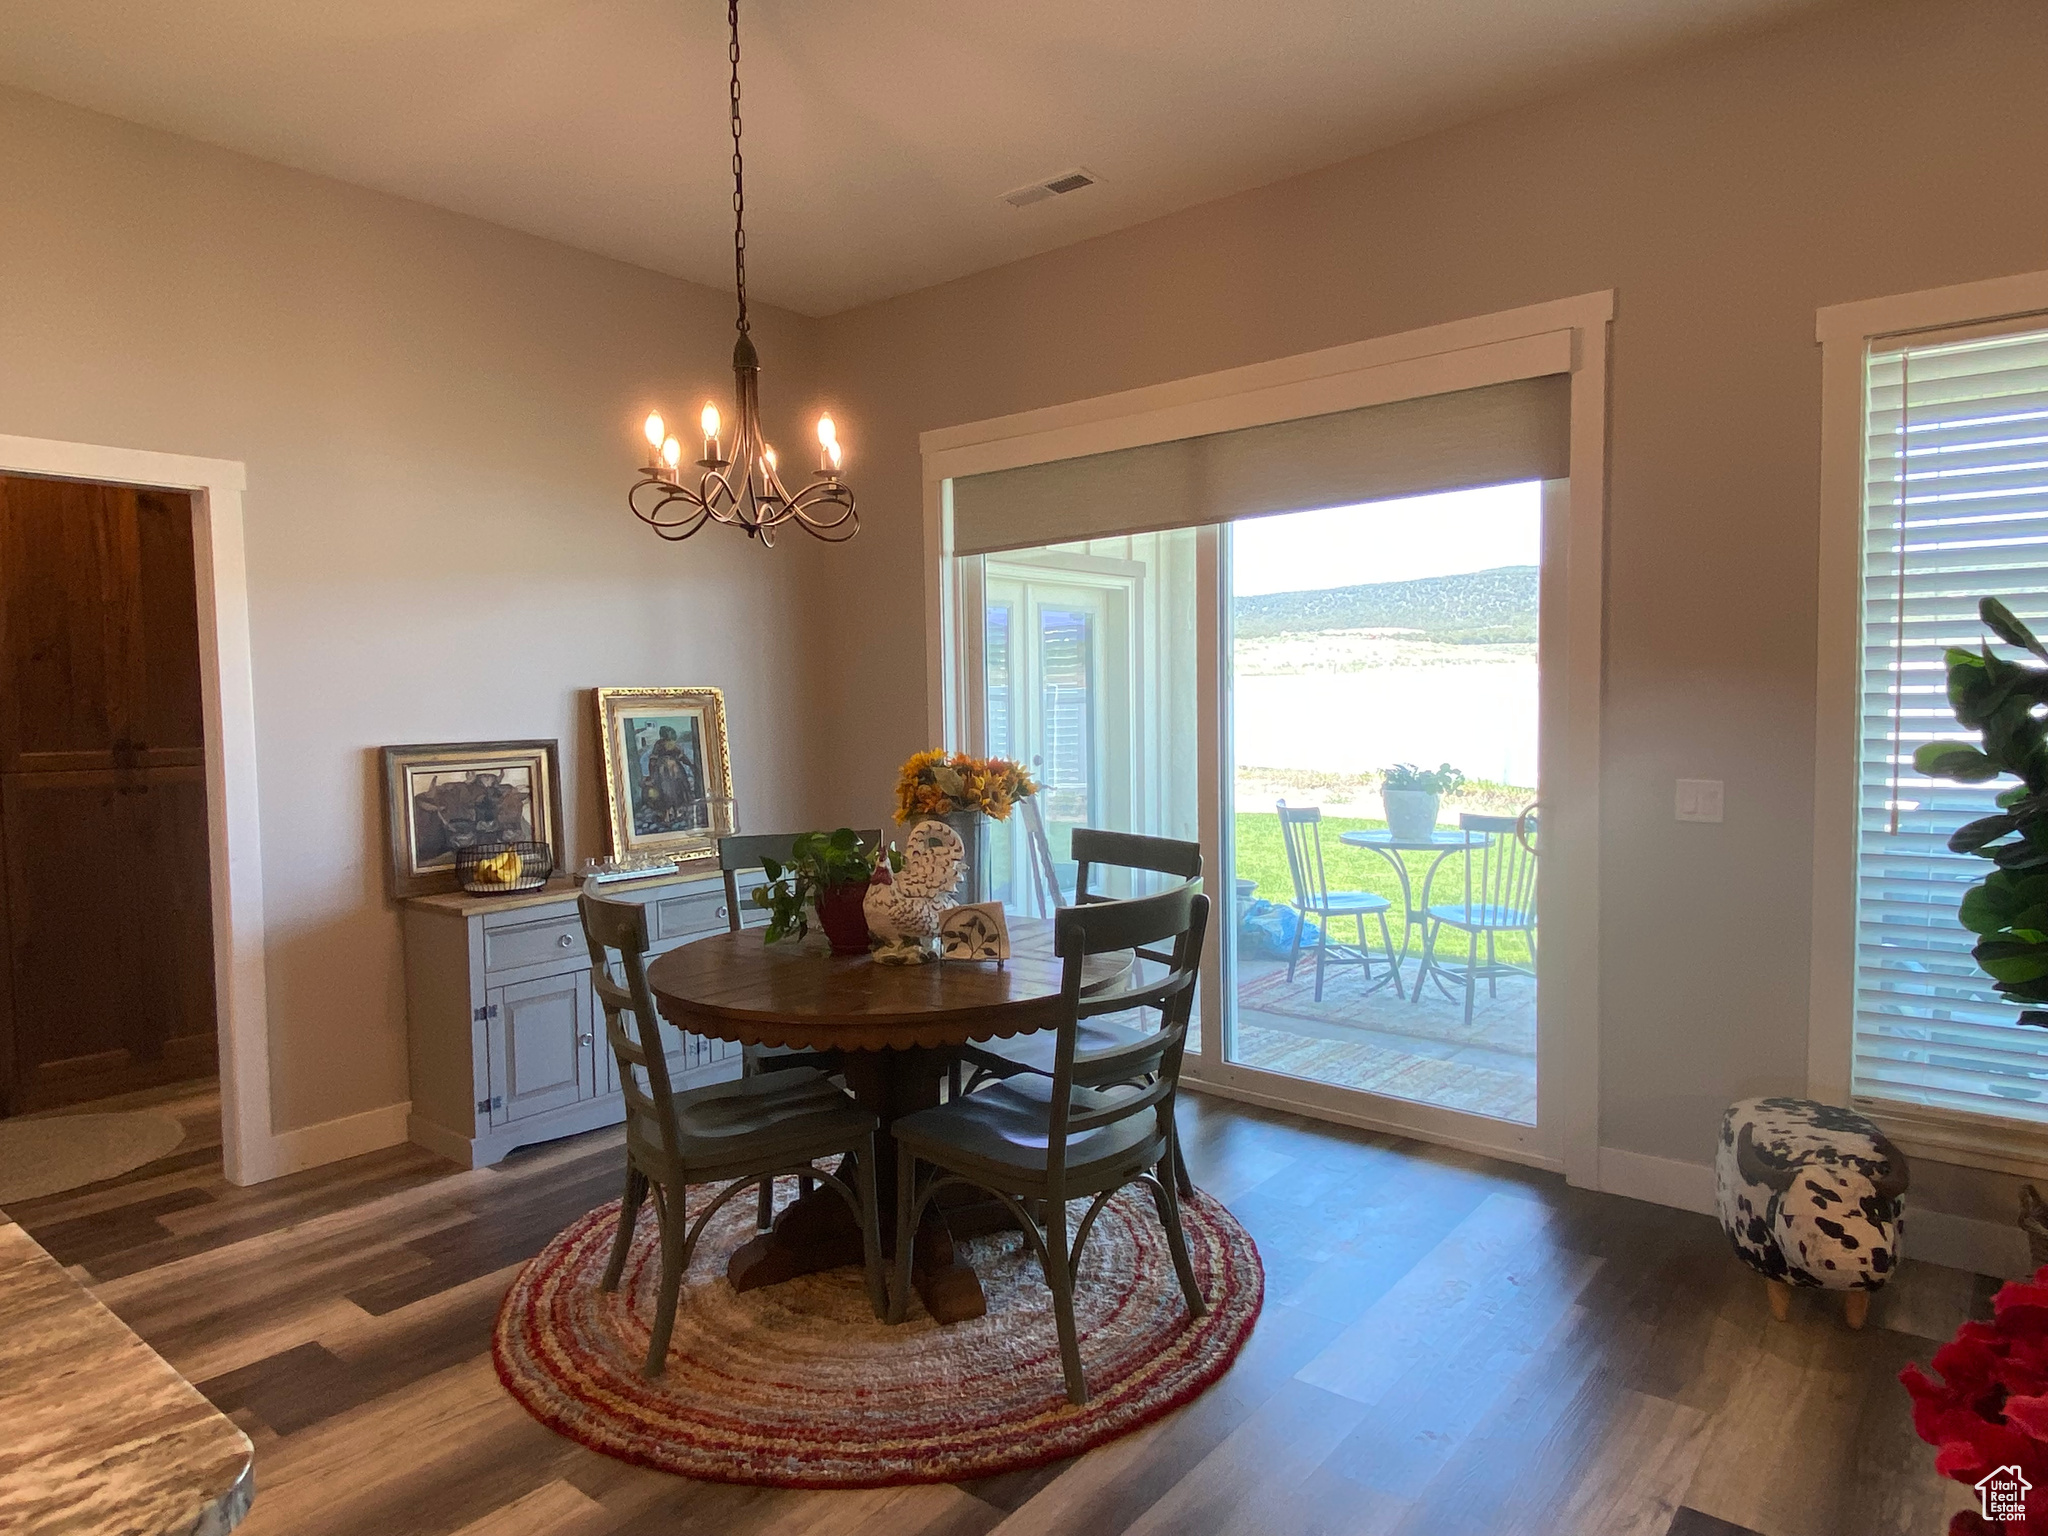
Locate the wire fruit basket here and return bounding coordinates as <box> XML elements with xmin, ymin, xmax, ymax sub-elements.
<box><xmin>455</xmin><ymin>840</ymin><xmax>553</xmax><ymax>896</ymax></box>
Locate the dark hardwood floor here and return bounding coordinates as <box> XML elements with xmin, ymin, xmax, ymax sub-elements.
<box><xmin>4</xmin><ymin>1085</ymin><xmax>1983</xmax><ymax>1535</ymax></box>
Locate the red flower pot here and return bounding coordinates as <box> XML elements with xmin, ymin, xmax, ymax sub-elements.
<box><xmin>814</xmin><ymin>880</ymin><xmax>873</xmax><ymax>955</ymax></box>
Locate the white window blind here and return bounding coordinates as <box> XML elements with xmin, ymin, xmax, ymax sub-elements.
<box><xmin>1857</xmin><ymin>323</ymin><xmax>2048</xmax><ymax>1128</ymax></box>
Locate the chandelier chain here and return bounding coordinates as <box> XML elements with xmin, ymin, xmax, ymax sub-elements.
<box><xmin>728</xmin><ymin>0</ymin><xmax>747</xmax><ymax>335</ymax></box>
<box><xmin>625</xmin><ymin>0</ymin><xmax>855</xmax><ymax>545</ymax></box>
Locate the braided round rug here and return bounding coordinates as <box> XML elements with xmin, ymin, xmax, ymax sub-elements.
<box><xmin>493</xmin><ymin>1178</ymin><xmax>1262</xmax><ymax>1488</ymax></box>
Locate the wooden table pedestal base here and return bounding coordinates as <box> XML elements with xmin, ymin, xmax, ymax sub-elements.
<box><xmin>725</xmin><ymin>1168</ymin><xmax>990</xmax><ymax>1323</ymax></box>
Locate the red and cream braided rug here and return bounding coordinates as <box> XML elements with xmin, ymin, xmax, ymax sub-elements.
<box><xmin>493</xmin><ymin>1179</ymin><xmax>1263</xmax><ymax>1487</ymax></box>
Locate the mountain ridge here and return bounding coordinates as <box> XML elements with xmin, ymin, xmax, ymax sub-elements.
<box><xmin>1233</xmin><ymin>564</ymin><xmax>1538</xmax><ymax>643</ymax></box>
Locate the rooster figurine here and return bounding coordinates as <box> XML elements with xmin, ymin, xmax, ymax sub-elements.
<box><xmin>864</xmin><ymin>819</ymin><xmax>964</xmax><ymax>964</ymax></box>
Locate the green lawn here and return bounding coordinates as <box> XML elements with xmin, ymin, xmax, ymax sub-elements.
<box><xmin>1232</xmin><ymin>811</ymin><xmax>1531</xmax><ymax>968</ymax></box>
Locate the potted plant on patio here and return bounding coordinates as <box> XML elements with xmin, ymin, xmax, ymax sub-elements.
<box><xmin>754</xmin><ymin>829</ymin><xmax>898</xmax><ymax>954</ymax></box>
<box><xmin>1380</xmin><ymin>762</ymin><xmax>1464</xmax><ymax>841</ymax></box>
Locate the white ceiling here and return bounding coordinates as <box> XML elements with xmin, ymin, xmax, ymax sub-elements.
<box><xmin>0</xmin><ymin>1</ymin><xmax>1829</xmax><ymax>316</ymax></box>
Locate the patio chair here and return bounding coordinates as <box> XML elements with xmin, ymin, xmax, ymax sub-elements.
<box><xmin>1275</xmin><ymin>802</ymin><xmax>1402</xmax><ymax>1003</ymax></box>
<box><xmin>1418</xmin><ymin>809</ymin><xmax>1538</xmax><ymax>1026</ymax></box>
<box><xmin>887</xmin><ymin>884</ymin><xmax>1211</xmax><ymax>1404</ymax></box>
<box><xmin>579</xmin><ymin>891</ymin><xmax>887</xmax><ymax>1376</ymax></box>
<box><xmin>1018</xmin><ymin>793</ymin><xmax>1064</xmax><ymax>917</ymax></box>
<box><xmin>959</xmin><ymin>828</ymin><xmax>1202</xmax><ymax>1196</ymax></box>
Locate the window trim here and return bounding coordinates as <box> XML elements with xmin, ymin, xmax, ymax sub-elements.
<box><xmin>918</xmin><ymin>292</ymin><xmax>1612</xmax><ymax>1187</ymax></box>
<box><xmin>1811</xmin><ymin>267</ymin><xmax>2048</xmax><ymax>1176</ymax></box>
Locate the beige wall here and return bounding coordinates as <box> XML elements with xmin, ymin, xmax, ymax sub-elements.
<box><xmin>5</xmin><ymin>0</ymin><xmax>2046</xmax><ymax>1200</ymax></box>
<box><xmin>0</xmin><ymin>84</ymin><xmax>833</xmax><ymax>1135</ymax></box>
<box><xmin>807</xmin><ymin>0</ymin><xmax>2048</xmax><ymax>1174</ymax></box>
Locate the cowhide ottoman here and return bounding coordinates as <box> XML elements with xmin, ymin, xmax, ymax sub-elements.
<box><xmin>1714</xmin><ymin>1096</ymin><xmax>1909</xmax><ymax>1329</ymax></box>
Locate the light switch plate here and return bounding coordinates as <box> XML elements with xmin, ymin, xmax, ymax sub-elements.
<box><xmin>1676</xmin><ymin>778</ymin><xmax>1724</xmax><ymax>823</ymax></box>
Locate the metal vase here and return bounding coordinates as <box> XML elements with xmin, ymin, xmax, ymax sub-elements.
<box><xmin>940</xmin><ymin>809</ymin><xmax>990</xmax><ymax>907</ymax></box>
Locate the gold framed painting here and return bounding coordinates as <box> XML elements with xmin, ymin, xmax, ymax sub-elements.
<box><xmin>380</xmin><ymin>739</ymin><xmax>565</xmax><ymax>899</ymax></box>
<box><xmin>594</xmin><ymin>686</ymin><xmax>736</xmax><ymax>865</ymax></box>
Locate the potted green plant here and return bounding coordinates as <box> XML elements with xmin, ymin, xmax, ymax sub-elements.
<box><xmin>1914</xmin><ymin>597</ymin><xmax>2048</xmax><ymax>1026</ymax></box>
<box><xmin>753</xmin><ymin>829</ymin><xmax>897</xmax><ymax>955</ymax></box>
<box><xmin>1380</xmin><ymin>762</ymin><xmax>1464</xmax><ymax>841</ymax></box>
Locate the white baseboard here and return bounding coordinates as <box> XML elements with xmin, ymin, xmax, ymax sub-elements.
<box><xmin>1595</xmin><ymin>1146</ymin><xmax>1717</xmax><ymax>1216</ymax></box>
<box><xmin>257</xmin><ymin>1101</ymin><xmax>413</xmax><ymax>1180</ymax></box>
<box><xmin>1594</xmin><ymin>1144</ymin><xmax>2031</xmax><ymax>1279</ymax></box>
<box><xmin>404</xmin><ymin>1113</ymin><xmax>476</xmax><ymax>1169</ymax></box>
<box><xmin>1907</xmin><ymin>1205</ymin><xmax>2032</xmax><ymax>1280</ymax></box>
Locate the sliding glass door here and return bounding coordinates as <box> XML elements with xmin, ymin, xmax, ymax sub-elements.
<box><xmin>1222</xmin><ymin>486</ymin><xmax>1542</xmax><ymax>1130</ymax></box>
<box><xmin>968</xmin><ymin>536</ymin><xmax>1201</xmax><ymax>914</ymax></box>
<box><xmin>951</xmin><ymin>488</ymin><xmax>1556</xmax><ymax>1164</ymax></box>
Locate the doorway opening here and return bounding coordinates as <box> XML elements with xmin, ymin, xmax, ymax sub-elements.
<box><xmin>0</xmin><ymin>472</ymin><xmax>221</xmax><ymax>1200</ymax></box>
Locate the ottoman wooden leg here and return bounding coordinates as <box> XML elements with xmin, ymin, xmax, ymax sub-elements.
<box><xmin>1843</xmin><ymin>1290</ymin><xmax>1870</xmax><ymax>1330</ymax></box>
<box><xmin>1767</xmin><ymin>1279</ymin><xmax>1791</xmax><ymax>1321</ymax></box>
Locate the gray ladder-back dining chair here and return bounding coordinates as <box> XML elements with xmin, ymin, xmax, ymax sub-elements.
<box><xmin>1276</xmin><ymin>802</ymin><xmax>1403</xmax><ymax>1002</ymax></box>
<box><xmin>1417</xmin><ymin>808</ymin><xmax>1538</xmax><ymax>1026</ymax></box>
<box><xmin>580</xmin><ymin>890</ymin><xmax>886</xmax><ymax>1376</ymax></box>
<box><xmin>960</xmin><ymin>826</ymin><xmax>1202</xmax><ymax>1197</ymax></box>
<box><xmin>887</xmin><ymin>883</ymin><xmax>1211</xmax><ymax>1405</ymax></box>
<box><xmin>720</xmin><ymin>829</ymin><xmax>879</xmax><ymax>1228</ymax></box>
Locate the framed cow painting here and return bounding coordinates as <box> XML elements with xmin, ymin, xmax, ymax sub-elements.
<box><xmin>380</xmin><ymin>739</ymin><xmax>565</xmax><ymax>898</ymax></box>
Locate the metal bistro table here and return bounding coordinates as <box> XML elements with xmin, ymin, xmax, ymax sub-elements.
<box><xmin>645</xmin><ymin>918</ymin><xmax>1133</xmax><ymax>1325</ymax></box>
<box><xmin>1336</xmin><ymin>828</ymin><xmax>1490</xmax><ymax>1002</ymax></box>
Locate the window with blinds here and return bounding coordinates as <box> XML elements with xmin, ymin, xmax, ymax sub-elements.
<box><xmin>1857</xmin><ymin>323</ymin><xmax>2048</xmax><ymax>1128</ymax></box>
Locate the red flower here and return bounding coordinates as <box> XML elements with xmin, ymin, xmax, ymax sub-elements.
<box><xmin>1904</xmin><ymin>1267</ymin><xmax>2048</xmax><ymax>1528</ymax></box>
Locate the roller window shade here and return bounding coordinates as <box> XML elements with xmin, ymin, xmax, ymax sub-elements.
<box><xmin>1856</xmin><ymin>323</ymin><xmax>2048</xmax><ymax>1129</ymax></box>
<box><xmin>950</xmin><ymin>373</ymin><xmax>1571</xmax><ymax>557</ymax></box>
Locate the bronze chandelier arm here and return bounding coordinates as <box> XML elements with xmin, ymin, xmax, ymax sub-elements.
<box><xmin>622</xmin><ymin>0</ymin><xmax>856</xmax><ymax>547</ymax></box>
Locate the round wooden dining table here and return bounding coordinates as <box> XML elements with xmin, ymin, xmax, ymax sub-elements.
<box><xmin>646</xmin><ymin>918</ymin><xmax>1132</xmax><ymax>1324</ymax></box>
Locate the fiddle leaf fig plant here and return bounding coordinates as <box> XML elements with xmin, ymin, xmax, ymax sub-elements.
<box><xmin>753</xmin><ymin>829</ymin><xmax>900</xmax><ymax>944</ymax></box>
<box><xmin>1914</xmin><ymin>596</ymin><xmax>2048</xmax><ymax>1022</ymax></box>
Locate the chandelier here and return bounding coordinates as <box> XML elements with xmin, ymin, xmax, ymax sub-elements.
<box><xmin>629</xmin><ymin>0</ymin><xmax>855</xmax><ymax>546</ymax></box>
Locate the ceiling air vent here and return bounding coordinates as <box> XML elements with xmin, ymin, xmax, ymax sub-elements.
<box><xmin>1001</xmin><ymin>168</ymin><xmax>1100</xmax><ymax>209</ymax></box>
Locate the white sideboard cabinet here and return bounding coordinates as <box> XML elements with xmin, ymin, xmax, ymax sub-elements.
<box><xmin>401</xmin><ymin>870</ymin><xmax>761</xmax><ymax>1168</ymax></box>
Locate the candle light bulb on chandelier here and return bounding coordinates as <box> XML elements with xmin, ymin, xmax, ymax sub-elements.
<box><xmin>622</xmin><ymin>0</ymin><xmax>855</xmax><ymax>544</ymax></box>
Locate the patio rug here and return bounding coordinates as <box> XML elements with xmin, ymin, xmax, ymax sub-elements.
<box><xmin>1237</xmin><ymin>964</ymin><xmax>1536</xmax><ymax>1057</ymax></box>
<box><xmin>494</xmin><ymin>1181</ymin><xmax>1262</xmax><ymax>1487</ymax></box>
<box><xmin>1233</xmin><ymin>1022</ymin><xmax>1536</xmax><ymax>1123</ymax></box>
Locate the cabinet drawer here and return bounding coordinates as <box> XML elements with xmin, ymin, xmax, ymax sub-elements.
<box><xmin>654</xmin><ymin>879</ymin><xmax>764</xmax><ymax>940</ymax></box>
<box><xmin>654</xmin><ymin>889</ymin><xmax>728</xmax><ymax>940</ymax></box>
<box><xmin>484</xmin><ymin>914</ymin><xmax>585</xmax><ymax>973</ymax></box>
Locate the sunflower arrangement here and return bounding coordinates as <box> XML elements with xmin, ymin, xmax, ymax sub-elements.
<box><xmin>893</xmin><ymin>750</ymin><xmax>1038</xmax><ymax>823</ymax></box>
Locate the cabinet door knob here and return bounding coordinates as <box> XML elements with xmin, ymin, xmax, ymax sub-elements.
<box><xmin>579</xmin><ymin>1032</ymin><xmax>593</xmax><ymax>1046</ymax></box>
<box><xmin>716</xmin><ymin>905</ymin><xmax>728</xmax><ymax>919</ymax></box>
<box><xmin>558</xmin><ymin>933</ymin><xmax>575</xmax><ymax>948</ymax></box>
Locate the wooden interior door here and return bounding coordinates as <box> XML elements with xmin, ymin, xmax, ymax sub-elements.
<box><xmin>0</xmin><ymin>474</ymin><xmax>216</xmax><ymax>1113</ymax></box>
